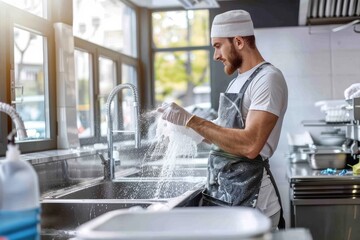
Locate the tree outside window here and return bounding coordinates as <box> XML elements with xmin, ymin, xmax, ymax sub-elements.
<box><xmin>152</xmin><ymin>10</ymin><xmax>210</xmax><ymax>107</ymax></box>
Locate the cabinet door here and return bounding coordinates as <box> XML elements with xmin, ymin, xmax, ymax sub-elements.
<box><xmin>292</xmin><ymin>202</ymin><xmax>360</xmax><ymax>240</ymax></box>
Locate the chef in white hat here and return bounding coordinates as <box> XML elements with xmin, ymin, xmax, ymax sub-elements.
<box><xmin>158</xmin><ymin>10</ymin><xmax>288</xmax><ymax>230</ymax></box>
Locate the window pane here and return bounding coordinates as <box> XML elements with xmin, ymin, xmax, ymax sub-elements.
<box><xmin>154</xmin><ymin>50</ymin><xmax>210</xmax><ymax>107</ymax></box>
<box><xmin>122</xmin><ymin>64</ymin><xmax>137</xmax><ymax>86</ymax></box>
<box><xmin>74</xmin><ymin>50</ymin><xmax>94</xmax><ymax>138</ymax></box>
<box><xmin>121</xmin><ymin>64</ymin><xmax>137</xmax><ymax>131</ymax></box>
<box><xmin>73</xmin><ymin>0</ymin><xmax>137</xmax><ymax>57</ymax></box>
<box><xmin>152</xmin><ymin>10</ymin><xmax>209</xmax><ymax>48</ymax></box>
<box><xmin>99</xmin><ymin>56</ymin><xmax>116</xmax><ymax>136</ymax></box>
<box><xmin>13</xmin><ymin>27</ymin><xmax>48</xmax><ymax>140</ymax></box>
<box><xmin>2</xmin><ymin>0</ymin><xmax>46</xmax><ymax>18</ymax></box>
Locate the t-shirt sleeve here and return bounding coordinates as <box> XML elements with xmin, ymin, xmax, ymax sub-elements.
<box><xmin>248</xmin><ymin>69</ymin><xmax>287</xmax><ymax>117</ymax></box>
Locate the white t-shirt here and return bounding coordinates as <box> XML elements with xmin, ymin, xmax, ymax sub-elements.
<box><xmin>226</xmin><ymin>62</ymin><xmax>288</xmax><ymax>217</ymax></box>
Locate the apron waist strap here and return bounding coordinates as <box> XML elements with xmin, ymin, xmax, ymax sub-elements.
<box><xmin>262</xmin><ymin>158</ymin><xmax>286</xmax><ymax>229</ymax></box>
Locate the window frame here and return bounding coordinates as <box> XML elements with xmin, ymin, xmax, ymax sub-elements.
<box><xmin>0</xmin><ymin>1</ymin><xmax>57</xmax><ymax>155</ymax></box>
<box><xmin>0</xmin><ymin>0</ymin><xmax>140</xmax><ymax>155</ymax></box>
<box><xmin>74</xmin><ymin>37</ymin><xmax>140</xmax><ymax>146</ymax></box>
<box><xmin>73</xmin><ymin>0</ymin><xmax>140</xmax><ymax>146</ymax></box>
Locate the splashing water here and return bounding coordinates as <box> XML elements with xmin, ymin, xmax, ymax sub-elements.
<box><xmin>140</xmin><ymin>111</ymin><xmax>200</xmax><ymax>198</ymax></box>
<box><xmin>154</xmin><ymin>120</ymin><xmax>199</xmax><ymax>198</ymax></box>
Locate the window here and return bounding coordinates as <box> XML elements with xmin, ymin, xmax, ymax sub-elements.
<box><xmin>154</xmin><ymin>50</ymin><xmax>210</xmax><ymax>106</ymax></box>
<box><xmin>1</xmin><ymin>0</ymin><xmax>46</xmax><ymax>18</ymax></box>
<box><xmin>122</xmin><ymin>64</ymin><xmax>137</xmax><ymax>86</ymax></box>
<box><xmin>152</xmin><ymin>10</ymin><xmax>209</xmax><ymax>48</ymax></box>
<box><xmin>0</xmin><ymin>0</ymin><xmax>139</xmax><ymax>154</ymax></box>
<box><xmin>73</xmin><ymin>0</ymin><xmax>137</xmax><ymax>57</ymax></box>
<box><xmin>75</xmin><ymin>49</ymin><xmax>94</xmax><ymax>138</ymax></box>
<box><xmin>0</xmin><ymin>0</ymin><xmax>56</xmax><ymax>155</ymax></box>
<box><xmin>152</xmin><ymin>10</ymin><xmax>211</xmax><ymax>107</ymax></box>
<box><xmin>73</xmin><ymin>1</ymin><xmax>139</xmax><ymax>145</ymax></box>
<box><xmin>99</xmin><ymin>56</ymin><xmax>117</xmax><ymax>136</ymax></box>
<box><xmin>13</xmin><ymin>27</ymin><xmax>49</xmax><ymax>140</ymax></box>
<box><xmin>121</xmin><ymin>64</ymin><xmax>137</xmax><ymax>131</ymax></box>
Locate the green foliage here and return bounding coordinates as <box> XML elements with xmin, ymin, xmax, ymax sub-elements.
<box><xmin>153</xmin><ymin>10</ymin><xmax>210</xmax><ymax>104</ymax></box>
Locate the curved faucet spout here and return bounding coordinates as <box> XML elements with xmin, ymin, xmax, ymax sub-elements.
<box><xmin>104</xmin><ymin>83</ymin><xmax>141</xmax><ymax>180</ymax></box>
<box><xmin>0</xmin><ymin>102</ymin><xmax>27</xmax><ymax>140</ymax></box>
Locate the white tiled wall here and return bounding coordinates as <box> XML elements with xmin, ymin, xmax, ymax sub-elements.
<box><xmin>255</xmin><ymin>25</ymin><xmax>360</xmax><ymax>158</ymax></box>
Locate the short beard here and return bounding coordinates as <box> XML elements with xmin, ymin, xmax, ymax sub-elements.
<box><xmin>224</xmin><ymin>44</ymin><xmax>242</xmax><ymax>75</ymax></box>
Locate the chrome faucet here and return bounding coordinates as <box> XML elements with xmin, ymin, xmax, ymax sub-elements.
<box><xmin>0</xmin><ymin>102</ymin><xmax>27</xmax><ymax>140</ymax></box>
<box><xmin>103</xmin><ymin>83</ymin><xmax>141</xmax><ymax>180</ymax></box>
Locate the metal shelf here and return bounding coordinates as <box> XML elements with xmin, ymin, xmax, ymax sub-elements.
<box><xmin>301</xmin><ymin>120</ymin><xmax>350</xmax><ymax>127</ymax></box>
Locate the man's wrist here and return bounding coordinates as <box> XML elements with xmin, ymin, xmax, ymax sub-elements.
<box><xmin>185</xmin><ymin>114</ymin><xmax>196</xmax><ymax>127</ymax></box>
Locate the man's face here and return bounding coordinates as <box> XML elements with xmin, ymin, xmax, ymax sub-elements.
<box><xmin>212</xmin><ymin>37</ymin><xmax>242</xmax><ymax>75</ymax></box>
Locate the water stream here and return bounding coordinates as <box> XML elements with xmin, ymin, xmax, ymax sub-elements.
<box><xmin>140</xmin><ymin>112</ymin><xmax>199</xmax><ymax>198</ymax></box>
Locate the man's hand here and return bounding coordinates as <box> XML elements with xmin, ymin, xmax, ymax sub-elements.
<box><xmin>344</xmin><ymin>83</ymin><xmax>360</xmax><ymax>99</ymax></box>
<box><xmin>157</xmin><ymin>102</ymin><xmax>193</xmax><ymax>126</ymax></box>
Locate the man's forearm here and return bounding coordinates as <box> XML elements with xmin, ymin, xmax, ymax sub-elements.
<box><xmin>186</xmin><ymin>115</ymin><xmax>258</xmax><ymax>158</ymax></box>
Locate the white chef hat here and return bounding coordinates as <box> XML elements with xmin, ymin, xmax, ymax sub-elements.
<box><xmin>211</xmin><ymin>10</ymin><xmax>254</xmax><ymax>38</ymax></box>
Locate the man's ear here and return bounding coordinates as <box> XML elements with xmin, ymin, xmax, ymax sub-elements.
<box><xmin>234</xmin><ymin>36</ymin><xmax>245</xmax><ymax>50</ymax></box>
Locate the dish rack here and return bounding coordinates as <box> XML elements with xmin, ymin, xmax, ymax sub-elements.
<box><xmin>315</xmin><ymin>100</ymin><xmax>351</xmax><ymax>123</ymax></box>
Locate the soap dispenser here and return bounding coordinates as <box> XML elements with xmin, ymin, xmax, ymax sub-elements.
<box><xmin>0</xmin><ymin>131</ymin><xmax>40</xmax><ymax>240</ymax></box>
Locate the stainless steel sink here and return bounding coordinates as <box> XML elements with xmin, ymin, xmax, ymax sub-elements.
<box><xmin>127</xmin><ymin>167</ymin><xmax>208</xmax><ymax>178</ymax></box>
<box><xmin>50</xmin><ymin>179</ymin><xmax>204</xmax><ymax>200</ymax></box>
<box><xmin>41</xmin><ymin>199</ymin><xmax>153</xmax><ymax>240</ymax></box>
<box><xmin>41</xmin><ymin>199</ymin><xmax>152</xmax><ymax>229</ymax></box>
<box><xmin>40</xmin><ymin>168</ymin><xmax>206</xmax><ymax>240</ymax></box>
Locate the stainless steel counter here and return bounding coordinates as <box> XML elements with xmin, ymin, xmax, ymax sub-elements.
<box><xmin>287</xmin><ymin>162</ymin><xmax>360</xmax><ymax>183</ymax></box>
<box><xmin>287</xmin><ymin>162</ymin><xmax>360</xmax><ymax>240</ymax></box>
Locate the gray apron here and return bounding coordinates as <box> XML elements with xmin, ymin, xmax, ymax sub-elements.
<box><xmin>202</xmin><ymin>62</ymin><xmax>286</xmax><ymax>229</ymax></box>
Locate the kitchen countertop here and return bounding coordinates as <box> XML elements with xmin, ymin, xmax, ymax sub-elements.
<box><xmin>0</xmin><ymin>140</ymin><xmax>211</xmax><ymax>165</ymax></box>
<box><xmin>0</xmin><ymin>145</ymin><xmax>99</xmax><ymax>164</ymax></box>
<box><xmin>0</xmin><ymin>140</ymin><xmax>156</xmax><ymax>165</ymax></box>
<box><xmin>287</xmin><ymin>162</ymin><xmax>360</xmax><ymax>183</ymax></box>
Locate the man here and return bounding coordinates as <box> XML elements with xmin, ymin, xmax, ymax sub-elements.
<box><xmin>158</xmin><ymin>10</ymin><xmax>288</xmax><ymax>229</ymax></box>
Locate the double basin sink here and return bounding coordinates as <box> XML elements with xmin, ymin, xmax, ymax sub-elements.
<box><xmin>40</xmin><ymin>160</ymin><xmax>208</xmax><ymax>239</ymax></box>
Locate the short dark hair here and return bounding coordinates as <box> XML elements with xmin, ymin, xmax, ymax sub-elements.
<box><xmin>227</xmin><ymin>36</ymin><xmax>256</xmax><ymax>49</ymax></box>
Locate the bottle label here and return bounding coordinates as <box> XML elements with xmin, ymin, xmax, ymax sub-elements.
<box><xmin>0</xmin><ymin>207</ymin><xmax>40</xmax><ymax>240</ymax></box>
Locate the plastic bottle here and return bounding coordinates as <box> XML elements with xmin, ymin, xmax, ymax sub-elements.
<box><xmin>0</xmin><ymin>140</ymin><xmax>40</xmax><ymax>240</ymax></box>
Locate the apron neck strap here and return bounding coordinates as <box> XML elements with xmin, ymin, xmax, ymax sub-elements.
<box><xmin>238</xmin><ymin>62</ymin><xmax>271</xmax><ymax>95</ymax></box>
